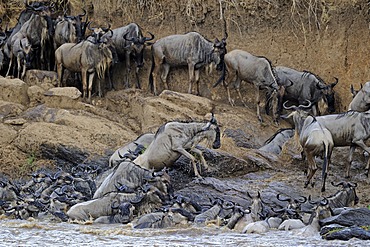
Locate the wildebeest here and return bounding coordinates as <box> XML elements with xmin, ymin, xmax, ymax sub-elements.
<box><xmin>6</xmin><ymin>36</ymin><xmax>32</xmax><ymax>79</ymax></box>
<box><xmin>276</xmin><ymin>66</ymin><xmax>338</xmax><ymax>115</ymax></box>
<box><xmin>213</xmin><ymin>49</ymin><xmax>282</xmax><ymax>123</ymax></box>
<box><xmin>258</xmin><ymin>128</ymin><xmax>294</xmax><ymax>155</ymax></box>
<box><xmin>327</xmin><ymin>181</ymin><xmax>359</xmax><ymax>209</ymax></box>
<box><xmin>53</xmin><ymin>9</ymin><xmax>87</xmax><ymax>50</ymax></box>
<box><xmin>93</xmin><ymin>161</ymin><xmax>170</xmax><ymax>199</ymax></box>
<box><xmin>314</xmin><ymin>110</ymin><xmax>370</xmax><ymax>178</ymax></box>
<box><xmin>108</xmin><ymin>133</ymin><xmax>155</xmax><ymax>167</ymax></box>
<box><xmin>103</xmin><ymin>23</ymin><xmax>154</xmax><ymax>89</ymax></box>
<box><xmin>284</xmin><ymin>101</ymin><xmax>334</xmax><ymax>192</ymax></box>
<box><xmin>149</xmin><ymin>31</ymin><xmax>227</xmax><ymax>96</ymax></box>
<box><xmin>133</xmin><ymin>114</ymin><xmax>221</xmax><ymax>178</ymax></box>
<box><xmin>55</xmin><ymin>31</ymin><xmax>114</xmax><ymax>102</ymax></box>
<box><xmin>348</xmin><ymin>81</ymin><xmax>370</xmax><ymax>112</ymax></box>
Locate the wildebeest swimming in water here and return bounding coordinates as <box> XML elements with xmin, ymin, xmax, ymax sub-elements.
<box><xmin>133</xmin><ymin>114</ymin><xmax>221</xmax><ymax>178</ymax></box>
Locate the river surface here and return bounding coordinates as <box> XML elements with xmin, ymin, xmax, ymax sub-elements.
<box><xmin>0</xmin><ymin>218</ymin><xmax>367</xmax><ymax>247</ymax></box>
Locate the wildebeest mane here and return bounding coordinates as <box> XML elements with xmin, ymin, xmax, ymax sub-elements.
<box><xmin>153</xmin><ymin>119</ymin><xmax>210</xmax><ymax>138</ymax></box>
<box><xmin>335</xmin><ymin>110</ymin><xmax>359</xmax><ymax>119</ymax></box>
<box><xmin>302</xmin><ymin>70</ymin><xmax>324</xmax><ymax>84</ymax></box>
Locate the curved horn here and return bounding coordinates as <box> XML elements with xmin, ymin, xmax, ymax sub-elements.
<box><xmin>87</xmin><ymin>22</ymin><xmax>95</xmax><ymax>31</ymax></box>
<box><xmin>271</xmin><ymin>207</ymin><xmax>286</xmax><ymax>213</ymax></box>
<box><xmin>78</xmin><ymin>9</ymin><xmax>87</xmax><ymax>18</ymax></box>
<box><xmin>330</xmin><ymin>77</ymin><xmax>339</xmax><ymax>87</ymax></box>
<box><xmin>320</xmin><ymin>198</ymin><xmax>329</xmax><ymax>206</ymax></box>
<box><xmin>143</xmin><ymin>32</ymin><xmax>155</xmax><ymax>42</ymax></box>
<box><xmin>246</xmin><ymin>191</ymin><xmax>253</xmax><ymax>199</ymax></box>
<box><xmin>111</xmin><ymin>201</ymin><xmax>120</xmax><ymax>209</ymax></box>
<box><xmin>277</xmin><ymin>193</ymin><xmax>291</xmax><ymax>202</ymax></box>
<box><xmin>348</xmin><ymin>182</ymin><xmax>358</xmax><ymax>188</ymax></box>
<box><xmin>283</xmin><ymin>101</ymin><xmax>297</xmax><ymax>111</ymax></box>
<box><xmin>308</xmin><ymin>195</ymin><xmax>319</xmax><ymax>205</ymax></box>
<box><xmin>298</xmin><ymin>100</ymin><xmax>312</xmax><ymax>110</ymax></box>
<box><xmin>130</xmin><ymin>194</ymin><xmax>145</xmax><ymax>204</ymax></box>
<box><xmin>295</xmin><ymin>196</ymin><xmax>307</xmax><ymax>203</ymax></box>
<box><xmin>123</xmin><ymin>31</ymin><xmax>136</xmax><ymax>42</ymax></box>
<box><xmin>222</xmin><ymin>201</ymin><xmax>235</xmax><ymax>210</ymax></box>
<box><xmin>101</xmin><ymin>23</ymin><xmax>111</xmax><ymax>32</ymax></box>
<box><xmin>331</xmin><ymin>181</ymin><xmax>346</xmax><ymax>188</ymax></box>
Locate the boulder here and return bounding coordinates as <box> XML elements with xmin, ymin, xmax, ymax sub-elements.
<box><xmin>28</xmin><ymin>85</ymin><xmax>46</xmax><ymax>106</ymax></box>
<box><xmin>25</xmin><ymin>69</ymin><xmax>58</xmax><ymax>88</ymax></box>
<box><xmin>0</xmin><ymin>100</ymin><xmax>25</xmax><ymax>120</ymax></box>
<box><xmin>322</xmin><ymin>226</ymin><xmax>370</xmax><ymax>241</ymax></box>
<box><xmin>0</xmin><ymin>77</ymin><xmax>29</xmax><ymax>105</ymax></box>
<box><xmin>320</xmin><ymin>208</ymin><xmax>370</xmax><ymax>227</ymax></box>
<box><xmin>44</xmin><ymin>87</ymin><xmax>82</xmax><ymax>99</ymax></box>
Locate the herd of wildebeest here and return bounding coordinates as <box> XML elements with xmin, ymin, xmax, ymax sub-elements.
<box><xmin>0</xmin><ymin>0</ymin><xmax>369</xmax><ymax>236</ymax></box>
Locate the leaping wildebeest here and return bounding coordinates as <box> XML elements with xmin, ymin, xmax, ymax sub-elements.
<box><xmin>133</xmin><ymin>114</ymin><xmax>221</xmax><ymax>178</ymax></box>
<box><xmin>103</xmin><ymin>23</ymin><xmax>154</xmax><ymax>89</ymax></box>
<box><xmin>149</xmin><ymin>31</ymin><xmax>227</xmax><ymax>96</ymax></box>
<box><xmin>55</xmin><ymin>31</ymin><xmax>114</xmax><ymax>103</ymax></box>
<box><xmin>276</xmin><ymin>66</ymin><xmax>338</xmax><ymax>115</ymax></box>
<box><xmin>213</xmin><ymin>49</ymin><xmax>282</xmax><ymax>123</ymax></box>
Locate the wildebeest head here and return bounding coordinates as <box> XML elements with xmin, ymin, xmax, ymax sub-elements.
<box><xmin>308</xmin><ymin>196</ymin><xmax>333</xmax><ymax>221</ymax></box>
<box><xmin>212</xmin><ymin>37</ymin><xmax>227</xmax><ymax>71</ymax></box>
<box><xmin>64</xmin><ymin>9</ymin><xmax>86</xmax><ymax>42</ymax></box>
<box><xmin>123</xmin><ymin>31</ymin><xmax>154</xmax><ymax>68</ymax></box>
<box><xmin>331</xmin><ymin>181</ymin><xmax>359</xmax><ymax>206</ymax></box>
<box><xmin>201</xmin><ymin>113</ymin><xmax>221</xmax><ymax>149</ymax></box>
<box><xmin>316</xmin><ymin>77</ymin><xmax>338</xmax><ymax>114</ymax></box>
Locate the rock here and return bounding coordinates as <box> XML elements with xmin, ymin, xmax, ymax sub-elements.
<box><xmin>0</xmin><ymin>123</ymin><xmax>17</xmax><ymax>144</ymax></box>
<box><xmin>0</xmin><ymin>100</ymin><xmax>25</xmax><ymax>120</ymax></box>
<box><xmin>44</xmin><ymin>87</ymin><xmax>82</xmax><ymax>99</ymax></box>
<box><xmin>322</xmin><ymin>226</ymin><xmax>370</xmax><ymax>241</ymax></box>
<box><xmin>0</xmin><ymin>77</ymin><xmax>29</xmax><ymax>105</ymax></box>
<box><xmin>25</xmin><ymin>70</ymin><xmax>58</xmax><ymax>88</ymax></box>
<box><xmin>320</xmin><ymin>208</ymin><xmax>370</xmax><ymax>227</ymax></box>
<box><xmin>320</xmin><ymin>224</ymin><xmax>346</xmax><ymax>236</ymax></box>
<box><xmin>28</xmin><ymin>85</ymin><xmax>46</xmax><ymax>106</ymax></box>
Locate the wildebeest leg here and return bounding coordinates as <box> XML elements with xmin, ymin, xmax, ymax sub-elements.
<box><xmin>125</xmin><ymin>52</ymin><xmax>131</xmax><ymax>88</ymax></box>
<box><xmin>256</xmin><ymin>86</ymin><xmax>263</xmax><ymax>123</ymax></box>
<box><xmin>304</xmin><ymin>151</ymin><xmax>317</xmax><ymax>188</ymax></box>
<box><xmin>161</xmin><ymin>63</ymin><xmax>170</xmax><ymax>90</ymax></box>
<box><xmin>347</xmin><ymin>145</ymin><xmax>356</xmax><ymax>178</ymax></box>
<box><xmin>135</xmin><ymin>67</ymin><xmax>141</xmax><ymax>89</ymax></box>
<box><xmin>6</xmin><ymin>52</ymin><xmax>13</xmax><ymax>77</ymax></box>
<box><xmin>195</xmin><ymin>69</ymin><xmax>200</xmax><ymax>96</ymax></box>
<box><xmin>81</xmin><ymin>69</ymin><xmax>88</xmax><ymax>100</ymax></box>
<box><xmin>352</xmin><ymin>140</ymin><xmax>370</xmax><ymax>176</ymax></box>
<box><xmin>17</xmin><ymin>56</ymin><xmax>21</xmax><ymax>79</ymax></box>
<box><xmin>188</xmin><ymin>63</ymin><xmax>195</xmax><ymax>94</ymax></box>
<box><xmin>87</xmin><ymin>72</ymin><xmax>95</xmax><ymax>103</ymax></box>
<box><xmin>173</xmin><ymin>147</ymin><xmax>201</xmax><ymax>177</ymax></box>
<box><xmin>191</xmin><ymin>147</ymin><xmax>208</xmax><ymax>173</ymax></box>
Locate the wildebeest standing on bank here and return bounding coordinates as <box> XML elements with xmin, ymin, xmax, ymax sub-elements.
<box><xmin>55</xmin><ymin>32</ymin><xmax>114</xmax><ymax>103</ymax></box>
<box><xmin>103</xmin><ymin>23</ymin><xmax>154</xmax><ymax>89</ymax></box>
<box><xmin>213</xmin><ymin>49</ymin><xmax>282</xmax><ymax>124</ymax></box>
<box><xmin>149</xmin><ymin>32</ymin><xmax>227</xmax><ymax>96</ymax></box>
<box><xmin>283</xmin><ymin>101</ymin><xmax>334</xmax><ymax>192</ymax></box>
<box><xmin>133</xmin><ymin>114</ymin><xmax>221</xmax><ymax>178</ymax></box>
<box><xmin>276</xmin><ymin>66</ymin><xmax>338</xmax><ymax>115</ymax></box>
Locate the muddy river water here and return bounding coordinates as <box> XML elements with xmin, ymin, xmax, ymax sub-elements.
<box><xmin>0</xmin><ymin>218</ymin><xmax>365</xmax><ymax>247</ymax></box>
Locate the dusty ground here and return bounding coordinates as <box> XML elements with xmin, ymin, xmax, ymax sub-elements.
<box><xmin>0</xmin><ymin>0</ymin><xmax>369</xmax><ymax>209</ymax></box>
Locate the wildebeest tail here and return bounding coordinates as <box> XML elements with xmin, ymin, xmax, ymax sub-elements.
<box><xmin>321</xmin><ymin>140</ymin><xmax>329</xmax><ymax>192</ymax></box>
<box><xmin>148</xmin><ymin>47</ymin><xmax>155</xmax><ymax>93</ymax></box>
<box><xmin>213</xmin><ymin>61</ymin><xmax>227</xmax><ymax>88</ymax></box>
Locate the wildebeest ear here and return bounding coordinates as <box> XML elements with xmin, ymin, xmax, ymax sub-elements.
<box><xmin>214</xmin><ymin>38</ymin><xmax>220</xmax><ymax>44</ymax></box>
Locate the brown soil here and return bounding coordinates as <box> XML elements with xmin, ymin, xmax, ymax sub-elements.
<box><xmin>0</xmin><ymin>0</ymin><xmax>370</xmax><ymax>208</ymax></box>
